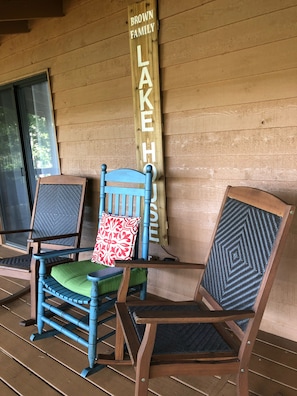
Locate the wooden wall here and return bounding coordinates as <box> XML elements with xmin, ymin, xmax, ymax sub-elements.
<box><xmin>0</xmin><ymin>0</ymin><xmax>297</xmax><ymax>342</ymax></box>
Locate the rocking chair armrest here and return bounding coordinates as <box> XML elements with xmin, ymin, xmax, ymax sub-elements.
<box><xmin>28</xmin><ymin>232</ymin><xmax>80</xmax><ymax>243</ymax></box>
<box><xmin>88</xmin><ymin>267</ymin><xmax>124</xmax><ymax>281</ymax></box>
<box><xmin>33</xmin><ymin>246</ymin><xmax>94</xmax><ymax>260</ymax></box>
<box><xmin>133</xmin><ymin>309</ymin><xmax>255</xmax><ymax>325</ymax></box>
<box><xmin>115</xmin><ymin>259</ymin><xmax>205</xmax><ymax>270</ymax></box>
<box><xmin>0</xmin><ymin>228</ymin><xmax>32</xmax><ymax>235</ymax></box>
<box><xmin>115</xmin><ymin>260</ymin><xmax>204</xmax><ymax>302</ymax></box>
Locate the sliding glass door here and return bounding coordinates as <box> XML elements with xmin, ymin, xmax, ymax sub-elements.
<box><xmin>0</xmin><ymin>73</ymin><xmax>60</xmax><ymax>249</ymax></box>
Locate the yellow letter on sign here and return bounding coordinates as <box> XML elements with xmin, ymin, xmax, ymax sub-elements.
<box><xmin>128</xmin><ymin>0</ymin><xmax>168</xmax><ymax>245</ymax></box>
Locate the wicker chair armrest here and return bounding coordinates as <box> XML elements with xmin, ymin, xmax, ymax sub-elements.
<box><xmin>33</xmin><ymin>246</ymin><xmax>93</xmax><ymax>260</ymax></box>
<box><xmin>0</xmin><ymin>228</ymin><xmax>32</xmax><ymax>235</ymax></box>
<box><xmin>28</xmin><ymin>232</ymin><xmax>80</xmax><ymax>243</ymax></box>
<box><xmin>132</xmin><ymin>308</ymin><xmax>255</xmax><ymax>325</ymax></box>
<box><xmin>115</xmin><ymin>259</ymin><xmax>205</xmax><ymax>270</ymax></box>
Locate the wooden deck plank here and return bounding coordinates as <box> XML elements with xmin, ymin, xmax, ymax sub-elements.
<box><xmin>0</xmin><ymin>275</ymin><xmax>29</xmax><ymax>288</ymax></box>
<box><xmin>1</xmin><ymin>275</ymin><xmax>297</xmax><ymax>396</ymax></box>
<box><xmin>0</xmin><ymin>276</ymin><xmax>31</xmax><ymax>308</ymax></box>
<box><xmin>111</xmin><ymin>365</ymin><xmax>209</xmax><ymax>396</ymax></box>
<box><xmin>0</xmin><ymin>378</ymin><xmax>20</xmax><ymax>396</ymax></box>
<box><xmin>1</xmin><ymin>309</ymin><xmax>211</xmax><ymax>396</ymax></box>
<box><xmin>1</xmin><ymin>294</ymin><xmax>230</xmax><ymax>395</ymax></box>
<box><xmin>0</xmin><ymin>282</ymin><xmax>32</xmax><ymax>319</ymax></box>
<box><xmin>172</xmin><ymin>374</ymin><xmax>236</xmax><ymax>395</ymax></box>
<box><xmin>0</xmin><ymin>308</ymin><xmax>156</xmax><ymax>396</ymax></box>
<box><xmin>0</xmin><ymin>325</ymin><xmax>108</xmax><ymax>396</ymax></box>
<box><xmin>257</xmin><ymin>329</ymin><xmax>297</xmax><ymax>354</ymax></box>
<box><xmin>0</xmin><ymin>350</ymin><xmax>61</xmax><ymax>396</ymax></box>
<box><xmin>249</xmin><ymin>354</ymin><xmax>297</xmax><ymax>389</ymax></box>
<box><xmin>100</xmin><ymin>322</ymin><xmax>236</xmax><ymax>395</ymax></box>
<box><xmin>254</xmin><ymin>337</ymin><xmax>297</xmax><ymax>369</ymax></box>
<box><xmin>248</xmin><ymin>371</ymin><xmax>297</xmax><ymax>396</ymax></box>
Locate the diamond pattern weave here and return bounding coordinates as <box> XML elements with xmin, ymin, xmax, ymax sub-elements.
<box><xmin>201</xmin><ymin>197</ymin><xmax>281</xmax><ymax>330</ymax></box>
<box><xmin>32</xmin><ymin>184</ymin><xmax>82</xmax><ymax>246</ymax></box>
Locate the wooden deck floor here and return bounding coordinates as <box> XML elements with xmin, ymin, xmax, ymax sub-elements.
<box><xmin>1</xmin><ymin>273</ymin><xmax>297</xmax><ymax>396</ymax></box>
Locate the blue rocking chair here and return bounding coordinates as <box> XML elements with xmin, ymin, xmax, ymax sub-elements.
<box><xmin>30</xmin><ymin>164</ymin><xmax>152</xmax><ymax>377</ymax></box>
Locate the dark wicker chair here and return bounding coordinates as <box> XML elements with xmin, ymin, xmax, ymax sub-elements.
<box><xmin>101</xmin><ymin>185</ymin><xmax>294</xmax><ymax>396</ymax></box>
<box><xmin>0</xmin><ymin>175</ymin><xmax>87</xmax><ymax>326</ymax></box>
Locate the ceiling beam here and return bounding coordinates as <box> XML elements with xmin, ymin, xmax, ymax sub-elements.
<box><xmin>0</xmin><ymin>1</ymin><xmax>64</xmax><ymax>21</ymax></box>
<box><xmin>0</xmin><ymin>21</ymin><xmax>29</xmax><ymax>34</ymax></box>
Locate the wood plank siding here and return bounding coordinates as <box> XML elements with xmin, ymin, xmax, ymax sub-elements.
<box><xmin>0</xmin><ymin>0</ymin><xmax>297</xmax><ymax>343</ymax></box>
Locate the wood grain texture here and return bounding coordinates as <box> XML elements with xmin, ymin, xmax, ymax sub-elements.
<box><xmin>0</xmin><ymin>0</ymin><xmax>297</xmax><ymax>342</ymax></box>
<box><xmin>1</xmin><ymin>276</ymin><xmax>296</xmax><ymax>395</ymax></box>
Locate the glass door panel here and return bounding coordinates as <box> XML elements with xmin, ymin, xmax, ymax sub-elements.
<box><xmin>17</xmin><ymin>80</ymin><xmax>60</xmax><ymax>197</ymax></box>
<box><xmin>0</xmin><ymin>73</ymin><xmax>60</xmax><ymax>249</ymax></box>
<box><xmin>0</xmin><ymin>88</ymin><xmax>31</xmax><ymax>248</ymax></box>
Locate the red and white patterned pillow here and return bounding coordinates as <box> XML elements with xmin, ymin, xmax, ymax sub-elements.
<box><xmin>91</xmin><ymin>212</ymin><xmax>140</xmax><ymax>267</ymax></box>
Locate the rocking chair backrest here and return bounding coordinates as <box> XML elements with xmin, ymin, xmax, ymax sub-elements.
<box><xmin>99</xmin><ymin>164</ymin><xmax>152</xmax><ymax>260</ymax></box>
<box><xmin>199</xmin><ymin>186</ymin><xmax>293</xmax><ymax>340</ymax></box>
<box><xmin>29</xmin><ymin>175</ymin><xmax>86</xmax><ymax>250</ymax></box>
<box><xmin>110</xmin><ymin>185</ymin><xmax>294</xmax><ymax>396</ymax></box>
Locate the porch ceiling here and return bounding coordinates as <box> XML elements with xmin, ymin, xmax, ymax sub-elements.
<box><xmin>0</xmin><ymin>0</ymin><xmax>64</xmax><ymax>35</ymax></box>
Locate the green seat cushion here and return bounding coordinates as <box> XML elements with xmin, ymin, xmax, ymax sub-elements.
<box><xmin>51</xmin><ymin>260</ymin><xmax>147</xmax><ymax>297</ymax></box>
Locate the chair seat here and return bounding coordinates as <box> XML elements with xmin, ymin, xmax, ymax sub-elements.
<box><xmin>128</xmin><ymin>304</ymin><xmax>235</xmax><ymax>356</ymax></box>
<box><xmin>0</xmin><ymin>254</ymin><xmax>32</xmax><ymax>270</ymax></box>
<box><xmin>0</xmin><ymin>254</ymin><xmax>72</xmax><ymax>271</ymax></box>
<box><xmin>51</xmin><ymin>260</ymin><xmax>147</xmax><ymax>297</ymax></box>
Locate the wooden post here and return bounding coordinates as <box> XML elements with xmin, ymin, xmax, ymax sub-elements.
<box><xmin>128</xmin><ymin>0</ymin><xmax>168</xmax><ymax>245</ymax></box>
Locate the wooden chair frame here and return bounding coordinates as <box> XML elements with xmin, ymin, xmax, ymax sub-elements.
<box><xmin>99</xmin><ymin>186</ymin><xmax>295</xmax><ymax>396</ymax></box>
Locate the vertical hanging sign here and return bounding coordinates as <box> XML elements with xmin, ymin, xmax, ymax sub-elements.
<box><xmin>128</xmin><ymin>0</ymin><xmax>168</xmax><ymax>245</ymax></box>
